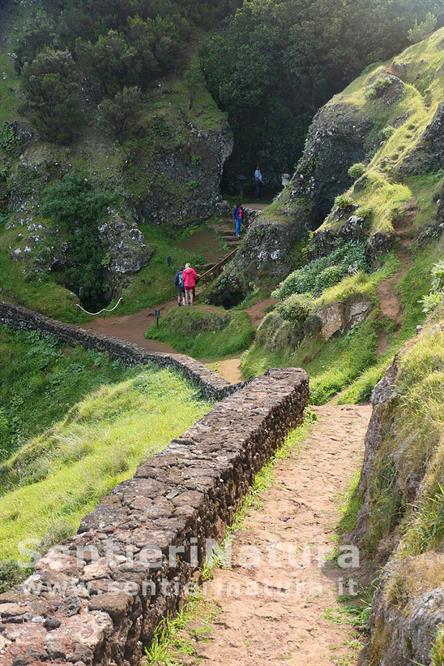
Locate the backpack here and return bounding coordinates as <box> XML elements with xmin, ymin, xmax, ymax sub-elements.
<box><xmin>177</xmin><ymin>271</ymin><xmax>184</xmax><ymax>289</ymax></box>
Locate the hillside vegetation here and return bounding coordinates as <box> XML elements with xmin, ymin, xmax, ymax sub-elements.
<box><xmin>203</xmin><ymin>0</ymin><xmax>443</xmax><ymax>190</ymax></box>
<box><xmin>0</xmin><ymin>0</ymin><xmax>233</xmax><ymax>312</ymax></box>
<box><xmin>235</xmin><ymin>28</ymin><xmax>444</xmax><ymax>403</ymax></box>
<box><xmin>350</xmin><ymin>306</ymin><xmax>444</xmax><ymax>665</ymax></box>
<box><xmin>0</xmin><ymin>328</ymin><xmax>211</xmax><ymax>591</ymax></box>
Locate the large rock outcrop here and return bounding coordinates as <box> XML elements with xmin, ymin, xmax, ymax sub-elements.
<box><xmin>209</xmin><ymin>103</ymin><xmax>373</xmax><ymax>304</ymax></box>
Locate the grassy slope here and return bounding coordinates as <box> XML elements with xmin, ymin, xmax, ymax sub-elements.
<box><xmin>242</xmin><ymin>29</ymin><xmax>444</xmax><ymax>402</ymax></box>
<box><xmin>146</xmin><ymin>306</ymin><xmax>255</xmax><ymax>360</ymax></box>
<box><xmin>0</xmin><ymin>325</ymin><xmax>143</xmax><ymax>459</ymax></box>
<box><xmin>348</xmin><ymin>307</ymin><xmax>444</xmax><ymax>665</ymax></box>
<box><xmin>0</xmin><ymin>355</ymin><xmax>210</xmax><ymax>567</ymax></box>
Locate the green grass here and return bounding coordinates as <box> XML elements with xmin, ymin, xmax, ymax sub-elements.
<box><xmin>0</xmin><ymin>326</ymin><xmax>141</xmax><ymax>460</ymax></box>
<box><xmin>0</xmin><ymin>364</ymin><xmax>210</xmax><ymax>569</ymax></box>
<box><xmin>0</xmin><ymin>247</ymin><xmax>89</xmax><ymax>323</ymax></box>
<box><xmin>146</xmin><ymin>306</ymin><xmax>255</xmax><ymax>360</ymax></box>
<box><xmin>242</xmin><ymin>255</ymin><xmax>400</xmax><ymax>403</ymax></box>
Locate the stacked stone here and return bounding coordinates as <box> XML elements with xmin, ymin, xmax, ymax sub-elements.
<box><xmin>0</xmin><ymin>302</ymin><xmax>239</xmax><ymax>401</ymax></box>
<box><xmin>0</xmin><ymin>368</ymin><xmax>309</xmax><ymax>665</ymax></box>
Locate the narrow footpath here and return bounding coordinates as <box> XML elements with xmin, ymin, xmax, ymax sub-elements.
<box><xmin>165</xmin><ymin>404</ymin><xmax>372</xmax><ymax>666</ymax></box>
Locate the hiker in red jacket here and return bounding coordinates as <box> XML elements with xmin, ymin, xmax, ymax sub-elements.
<box><xmin>182</xmin><ymin>263</ymin><xmax>198</xmax><ymax>306</ymax></box>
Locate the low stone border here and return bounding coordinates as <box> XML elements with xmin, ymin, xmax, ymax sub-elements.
<box><xmin>0</xmin><ymin>368</ymin><xmax>309</xmax><ymax>666</ymax></box>
<box><xmin>0</xmin><ymin>302</ymin><xmax>241</xmax><ymax>401</ymax></box>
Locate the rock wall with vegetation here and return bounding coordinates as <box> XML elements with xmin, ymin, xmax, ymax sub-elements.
<box><xmin>0</xmin><ymin>368</ymin><xmax>309</xmax><ymax>665</ymax></box>
<box><xmin>352</xmin><ymin>309</ymin><xmax>444</xmax><ymax>666</ymax></box>
<box><xmin>201</xmin><ymin>0</ymin><xmax>443</xmax><ymax>191</ymax></box>
<box><xmin>235</xmin><ymin>28</ymin><xmax>444</xmax><ymax>406</ymax></box>
<box><xmin>0</xmin><ymin>0</ymin><xmax>234</xmax><ymax>309</ymax></box>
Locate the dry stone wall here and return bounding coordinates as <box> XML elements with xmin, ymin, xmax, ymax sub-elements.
<box><xmin>0</xmin><ymin>301</ymin><xmax>309</xmax><ymax>665</ymax></box>
<box><xmin>0</xmin><ymin>302</ymin><xmax>239</xmax><ymax>401</ymax></box>
<box><xmin>0</xmin><ymin>368</ymin><xmax>309</xmax><ymax>666</ymax></box>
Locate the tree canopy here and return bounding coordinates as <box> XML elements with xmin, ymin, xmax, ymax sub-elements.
<box><xmin>201</xmin><ymin>0</ymin><xmax>444</xmax><ymax>190</ymax></box>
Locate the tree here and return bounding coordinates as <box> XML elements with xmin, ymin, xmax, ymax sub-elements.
<box><xmin>202</xmin><ymin>0</ymin><xmax>444</xmax><ymax>190</ymax></box>
<box><xmin>41</xmin><ymin>173</ymin><xmax>115</xmax><ymax>307</ymax></box>
<box><xmin>97</xmin><ymin>86</ymin><xmax>143</xmax><ymax>139</ymax></box>
<box><xmin>21</xmin><ymin>48</ymin><xmax>83</xmax><ymax>144</ymax></box>
<box><xmin>408</xmin><ymin>12</ymin><xmax>438</xmax><ymax>43</ymax></box>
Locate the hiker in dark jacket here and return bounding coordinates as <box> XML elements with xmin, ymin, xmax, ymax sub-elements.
<box><xmin>233</xmin><ymin>203</ymin><xmax>244</xmax><ymax>239</ymax></box>
<box><xmin>175</xmin><ymin>268</ymin><xmax>185</xmax><ymax>306</ymax></box>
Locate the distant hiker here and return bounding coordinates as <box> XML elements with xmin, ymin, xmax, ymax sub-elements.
<box><xmin>182</xmin><ymin>263</ymin><xmax>198</xmax><ymax>306</ymax></box>
<box><xmin>233</xmin><ymin>203</ymin><xmax>244</xmax><ymax>239</ymax></box>
<box><xmin>175</xmin><ymin>268</ymin><xmax>185</xmax><ymax>306</ymax></box>
<box><xmin>254</xmin><ymin>166</ymin><xmax>263</xmax><ymax>199</ymax></box>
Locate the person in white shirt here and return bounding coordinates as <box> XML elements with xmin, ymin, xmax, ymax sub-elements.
<box><xmin>254</xmin><ymin>166</ymin><xmax>263</xmax><ymax>198</ymax></box>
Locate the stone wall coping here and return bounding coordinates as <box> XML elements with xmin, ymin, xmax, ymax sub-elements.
<box><xmin>0</xmin><ymin>301</ymin><xmax>243</xmax><ymax>401</ymax></box>
<box><xmin>0</xmin><ymin>367</ymin><xmax>309</xmax><ymax>666</ymax></box>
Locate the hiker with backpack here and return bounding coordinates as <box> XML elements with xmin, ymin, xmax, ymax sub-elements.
<box><xmin>233</xmin><ymin>203</ymin><xmax>245</xmax><ymax>239</ymax></box>
<box><xmin>175</xmin><ymin>268</ymin><xmax>186</xmax><ymax>306</ymax></box>
<box><xmin>182</xmin><ymin>263</ymin><xmax>198</xmax><ymax>306</ymax></box>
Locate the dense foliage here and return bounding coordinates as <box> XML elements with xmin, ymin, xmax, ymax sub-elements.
<box><xmin>14</xmin><ymin>0</ymin><xmax>240</xmax><ymax>143</ymax></box>
<box><xmin>273</xmin><ymin>241</ymin><xmax>369</xmax><ymax>300</ymax></box>
<box><xmin>41</xmin><ymin>173</ymin><xmax>115</xmax><ymax>307</ymax></box>
<box><xmin>202</xmin><ymin>0</ymin><xmax>444</xmax><ymax>190</ymax></box>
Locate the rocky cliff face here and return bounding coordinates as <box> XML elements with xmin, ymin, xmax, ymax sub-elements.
<box><xmin>352</xmin><ymin>314</ymin><xmax>444</xmax><ymax>665</ymax></box>
<box><xmin>209</xmin><ymin>100</ymin><xmax>373</xmax><ymax>304</ymax></box>
<box><xmin>216</xmin><ymin>29</ymin><xmax>444</xmax><ymax>304</ymax></box>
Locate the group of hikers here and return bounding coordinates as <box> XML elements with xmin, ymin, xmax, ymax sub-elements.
<box><xmin>175</xmin><ymin>263</ymin><xmax>198</xmax><ymax>306</ymax></box>
<box><xmin>174</xmin><ymin>166</ymin><xmax>264</xmax><ymax>306</ymax></box>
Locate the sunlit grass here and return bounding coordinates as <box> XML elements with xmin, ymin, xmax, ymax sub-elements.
<box><xmin>0</xmin><ymin>367</ymin><xmax>211</xmax><ymax>564</ymax></box>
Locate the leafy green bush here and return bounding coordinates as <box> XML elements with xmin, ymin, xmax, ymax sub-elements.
<box><xmin>21</xmin><ymin>48</ymin><xmax>84</xmax><ymax>144</ymax></box>
<box><xmin>335</xmin><ymin>194</ymin><xmax>355</xmax><ymax>209</ymax></box>
<box><xmin>348</xmin><ymin>163</ymin><xmax>366</xmax><ymax>179</ymax></box>
<box><xmin>420</xmin><ymin>259</ymin><xmax>444</xmax><ymax>314</ymax></box>
<box><xmin>273</xmin><ymin>241</ymin><xmax>369</xmax><ymax>300</ymax></box>
<box><xmin>365</xmin><ymin>76</ymin><xmax>393</xmax><ymax>100</ymax></box>
<box><xmin>41</xmin><ymin>173</ymin><xmax>115</xmax><ymax>307</ymax></box>
<box><xmin>408</xmin><ymin>11</ymin><xmax>437</xmax><ymax>44</ymax></box>
<box><xmin>97</xmin><ymin>86</ymin><xmax>142</xmax><ymax>140</ymax></box>
<box><xmin>380</xmin><ymin>125</ymin><xmax>396</xmax><ymax>141</ymax></box>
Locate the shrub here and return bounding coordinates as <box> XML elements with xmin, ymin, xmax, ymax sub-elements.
<box><xmin>0</xmin><ymin>560</ymin><xmax>26</xmax><ymax>593</ymax></box>
<box><xmin>365</xmin><ymin>76</ymin><xmax>393</xmax><ymax>100</ymax></box>
<box><xmin>408</xmin><ymin>12</ymin><xmax>437</xmax><ymax>44</ymax></box>
<box><xmin>380</xmin><ymin>125</ymin><xmax>396</xmax><ymax>141</ymax></box>
<box><xmin>335</xmin><ymin>194</ymin><xmax>355</xmax><ymax>209</ymax></box>
<box><xmin>348</xmin><ymin>163</ymin><xmax>366</xmax><ymax>180</ymax></box>
<box><xmin>41</xmin><ymin>173</ymin><xmax>115</xmax><ymax>307</ymax></box>
<box><xmin>21</xmin><ymin>48</ymin><xmax>84</xmax><ymax>144</ymax></box>
<box><xmin>273</xmin><ymin>241</ymin><xmax>369</xmax><ymax>300</ymax></box>
<box><xmin>277</xmin><ymin>293</ymin><xmax>313</xmax><ymax>326</ymax></box>
<box><xmin>420</xmin><ymin>260</ymin><xmax>444</xmax><ymax>314</ymax></box>
<box><xmin>97</xmin><ymin>86</ymin><xmax>143</xmax><ymax>140</ymax></box>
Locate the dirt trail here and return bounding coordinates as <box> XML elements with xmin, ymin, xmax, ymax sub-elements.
<box><xmin>173</xmin><ymin>404</ymin><xmax>372</xmax><ymax>666</ymax></box>
<box><xmin>86</xmin><ymin>302</ymin><xmax>178</xmax><ymax>354</ymax></box>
